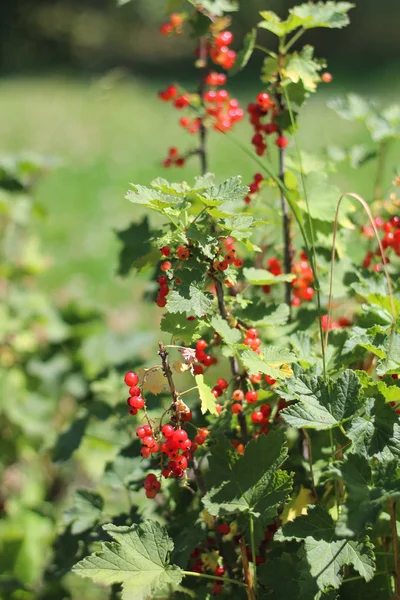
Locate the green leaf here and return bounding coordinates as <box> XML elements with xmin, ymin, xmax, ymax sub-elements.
<box><xmin>200</xmin><ymin>176</ymin><xmax>248</xmax><ymax>206</ymax></box>
<box><xmin>115</xmin><ymin>217</ymin><xmax>158</xmax><ymax>276</ymax></box>
<box><xmin>283</xmin><ymin>46</ymin><xmax>322</xmax><ymax>93</ymax></box>
<box><xmin>243</xmin><ymin>267</ymin><xmax>296</xmax><ymax>285</ymax></box>
<box><xmin>280</xmin><ymin>370</ymin><xmax>363</xmax><ymax>431</ymax></box>
<box><xmin>166</xmin><ymin>286</ymin><xmax>212</xmax><ymax>318</ymax></box>
<box><xmin>335</xmin><ymin>455</ymin><xmax>400</xmax><ymax>537</ymax></box>
<box><xmin>160</xmin><ymin>312</ymin><xmax>205</xmax><ymax>344</ymax></box>
<box><xmin>241</xmin><ymin>347</ymin><xmax>296</xmax><ymax>380</ymax></box>
<box><xmin>64</xmin><ymin>489</ymin><xmax>104</xmax><ymax>535</ymax></box>
<box><xmin>277</xmin><ymin>505</ymin><xmax>375</xmax><ymax>590</ymax></box>
<box><xmin>195</xmin><ymin>374</ymin><xmax>218</xmax><ymax>415</ymax></box>
<box><xmin>73</xmin><ymin>521</ymin><xmax>183</xmax><ymax>600</ymax></box>
<box><xmin>290</xmin><ymin>2</ymin><xmax>354</xmax><ymax>30</ymax></box>
<box><xmin>189</xmin><ymin>0</ymin><xmax>238</xmax><ymax>16</ymax></box>
<box><xmin>210</xmin><ymin>315</ymin><xmax>241</xmax><ymax>345</ymax></box>
<box><xmin>203</xmin><ymin>430</ymin><xmax>292</xmax><ymax>519</ymax></box>
<box><xmin>230</xmin><ymin>29</ymin><xmax>256</xmax><ymax>75</ymax></box>
<box><xmin>258</xmin><ymin>11</ymin><xmax>286</xmax><ymax>36</ymax></box>
<box><xmin>345</xmin><ymin>396</ymin><xmax>400</xmax><ymax>460</ymax></box>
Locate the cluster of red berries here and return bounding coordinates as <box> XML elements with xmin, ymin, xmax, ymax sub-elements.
<box><xmin>248</xmin><ymin>93</ymin><xmax>287</xmax><ymax>157</ymax></box>
<box><xmin>209</xmin><ymin>30</ymin><xmax>236</xmax><ymax>71</ymax></box>
<box><xmin>212</xmin><ymin>236</ymin><xmax>244</xmax><ymax>272</ymax></box>
<box><xmin>291</xmin><ymin>252</ymin><xmax>314</xmax><ymax>306</ymax></box>
<box><xmin>160</xmin><ymin>12</ymin><xmax>184</xmax><ymax>36</ymax></box>
<box><xmin>243</xmin><ymin>327</ymin><xmax>262</xmax><ymax>353</ymax></box>
<box><xmin>156</xmin><ymin>245</ymin><xmax>190</xmax><ymax>307</ymax></box>
<box><xmin>194</xmin><ymin>339</ymin><xmax>217</xmax><ymax>373</ymax></box>
<box><xmin>362</xmin><ymin>215</ymin><xmax>400</xmax><ymax>271</ymax></box>
<box><xmin>204</xmin><ymin>87</ymin><xmax>244</xmax><ymax>132</ymax></box>
<box><xmin>124</xmin><ymin>371</ymin><xmax>145</xmax><ymax>416</ymax></box>
<box><xmin>140</xmin><ymin>424</ymin><xmax>210</xmax><ymax>498</ymax></box>
<box><xmin>162</xmin><ymin>147</ymin><xmax>186</xmax><ymax>168</ymax></box>
<box><xmin>244</xmin><ymin>173</ymin><xmax>263</xmax><ymax>204</ymax></box>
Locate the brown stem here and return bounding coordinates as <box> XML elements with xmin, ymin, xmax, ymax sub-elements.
<box><xmin>239</xmin><ymin>536</ymin><xmax>256</xmax><ymax>600</ymax></box>
<box><xmin>389</xmin><ymin>499</ymin><xmax>400</xmax><ymax>598</ymax></box>
<box><xmin>158</xmin><ymin>342</ymin><xmax>179</xmax><ymax>404</ymax></box>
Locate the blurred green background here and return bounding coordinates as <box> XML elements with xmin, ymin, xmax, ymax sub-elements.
<box><xmin>0</xmin><ymin>0</ymin><xmax>399</xmax><ymax>312</ymax></box>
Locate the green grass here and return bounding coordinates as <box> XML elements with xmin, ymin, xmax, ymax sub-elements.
<box><xmin>1</xmin><ymin>74</ymin><xmax>399</xmax><ymax>311</ymax></box>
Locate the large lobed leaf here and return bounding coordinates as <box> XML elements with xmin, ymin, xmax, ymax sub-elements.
<box><xmin>280</xmin><ymin>369</ymin><xmax>363</xmax><ymax>430</ymax></box>
<box><xmin>241</xmin><ymin>346</ymin><xmax>296</xmax><ymax>380</ymax></box>
<box><xmin>277</xmin><ymin>505</ymin><xmax>375</xmax><ymax>591</ymax></box>
<box><xmin>73</xmin><ymin>521</ymin><xmax>183</xmax><ymax>600</ymax></box>
<box><xmin>203</xmin><ymin>430</ymin><xmax>292</xmax><ymax>519</ymax></box>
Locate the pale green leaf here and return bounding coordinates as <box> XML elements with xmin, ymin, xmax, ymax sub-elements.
<box><xmin>241</xmin><ymin>347</ymin><xmax>296</xmax><ymax>380</ymax></box>
<box><xmin>243</xmin><ymin>267</ymin><xmax>296</xmax><ymax>285</ymax></box>
<box><xmin>210</xmin><ymin>315</ymin><xmax>241</xmax><ymax>345</ymax></box>
<box><xmin>195</xmin><ymin>374</ymin><xmax>218</xmax><ymax>415</ymax></box>
<box><xmin>73</xmin><ymin>521</ymin><xmax>183</xmax><ymax>600</ymax></box>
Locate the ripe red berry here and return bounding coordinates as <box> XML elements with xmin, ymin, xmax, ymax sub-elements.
<box><xmin>215</xmin><ymin>30</ymin><xmax>233</xmax><ymax>48</ymax></box>
<box><xmin>246</xmin><ymin>328</ymin><xmax>258</xmax><ymax>339</ymax></box>
<box><xmin>124</xmin><ymin>371</ymin><xmax>139</xmax><ymax>387</ymax></box>
<box><xmin>231</xmin><ymin>403</ymin><xmax>242</xmax><ymax>414</ymax></box>
<box><xmin>251</xmin><ymin>410</ymin><xmax>263</xmax><ymax>424</ymax></box>
<box><xmin>218</xmin><ymin>523</ymin><xmax>230</xmax><ymax>535</ymax></box>
<box><xmin>265</xmin><ymin>375</ymin><xmax>276</xmax><ymax>385</ymax></box>
<box><xmin>160</xmin><ymin>246</ymin><xmax>170</xmax><ymax>257</ymax></box>
<box><xmin>212</xmin><ymin>386</ymin><xmax>223</xmax><ymax>398</ymax></box>
<box><xmin>245</xmin><ymin>390</ymin><xmax>258</xmax><ymax>403</ymax></box>
<box><xmin>129</xmin><ymin>385</ymin><xmax>141</xmax><ymax>396</ymax></box>
<box><xmin>196</xmin><ymin>339</ymin><xmax>207</xmax><ymax>350</ymax></box>
<box><xmin>256</xmin><ymin>92</ymin><xmax>271</xmax><ymax>111</ymax></box>
<box><xmin>215</xmin><ymin>565</ymin><xmax>225</xmax><ymax>577</ymax></box>
<box><xmin>276</xmin><ymin>135</ymin><xmax>288</xmax><ymax>149</ymax></box>
<box><xmin>193</xmin><ymin>364</ymin><xmax>204</xmax><ymax>375</ymax></box>
<box><xmin>127</xmin><ymin>396</ymin><xmax>145</xmax><ymax>410</ymax></box>
<box><xmin>217</xmin><ymin>378</ymin><xmax>228</xmax><ymax>390</ymax></box>
<box><xmin>172</xmin><ymin>429</ymin><xmax>188</xmax><ymax>446</ymax></box>
<box><xmin>156</xmin><ymin>296</ymin><xmax>167</xmax><ymax>307</ymax></box>
<box><xmin>162</xmin><ymin>424</ymin><xmax>175</xmax><ymax>438</ymax></box>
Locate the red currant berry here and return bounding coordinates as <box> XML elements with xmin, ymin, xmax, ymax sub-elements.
<box><xmin>231</xmin><ymin>403</ymin><xmax>242</xmax><ymax>414</ymax></box>
<box><xmin>160</xmin><ymin>246</ymin><xmax>171</xmax><ymax>256</ymax></box>
<box><xmin>276</xmin><ymin>135</ymin><xmax>288</xmax><ymax>149</ymax></box>
<box><xmin>217</xmin><ymin>378</ymin><xmax>228</xmax><ymax>390</ymax></box>
<box><xmin>124</xmin><ymin>371</ymin><xmax>139</xmax><ymax>387</ymax></box>
<box><xmin>232</xmin><ymin>389</ymin><xmax>244</xmax><ymax>402</ymax></box>
<box><xmin>129</xmin><ymin>385</ymin><xmax>141</xmax><ymax>396</ymax></box>
<box><xmin>160</xmin><ymin>261</ymin><xmax>172</xmax><ymax>272</ymax></box>
<box><xmin>245</xmin><ymin>390</ymin><xmax>258</xmax><ymax>403</ymax></box>
<box><xmin>321</xmin><ymin>72</ymin><xmax>332</xmax><ymax>83</ymax></box>
<box><xmin>218</xmin><ymin>523</ymin><xmax>230</xmax><ymax>535</ymax></box>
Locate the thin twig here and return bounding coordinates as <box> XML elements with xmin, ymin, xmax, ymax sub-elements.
<box><xmin>324</xmin><ymin>193</ymin><xmax>397</xmax><ymax>368</ymax></box>
<box><xmin>239</xmin><ymin>536</ymin><xmax>256</xmax><ymax>600</ymax></box>
<box><xmin>182</xmin><ymin>570</ymin><xmax>246</xmax><ymax>587</ymax></box>
<box><xmin>158</xmin><ymin>342</ymin><xmax>179</xmax><ymax>404</ymax></box>
<box><xmin>389</xmin><ymin>499</ymin><xmax>400</xmax><ymax>598</ymax></box>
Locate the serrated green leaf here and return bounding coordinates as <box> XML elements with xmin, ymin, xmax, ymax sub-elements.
<box><xmin>258</xmin><ymin>11</ymin><xmax>285</xmax><ymax>36</ymax></box>
<box><xmin>283</xmin><ymin>46</ymin><xmax>322</xmax><ymax>93</ymax></box>
<box><xmin>195</xmin><ymin>374</ymin><xmax>218</xmax><ymax>415</ymax></box>
<box><xmin>277</xmin><ymin>505</ymin><xmax>375</xmax><ymax>590</ymax></box>
<box><xmin>160</xmin><ymin>312</ymin><xmax>205</xmax><ymax>344</ymax></box>
<box><xmin>335</xmin><ymin>455</ymin><xmax>400</xmax><ymax>537</ymax></box>
<box><xmin>345</xmin><ymin>396</ymin><xmax>400</xmax><ymax>460</ymax></box>
<box><xmin>166</xmin><ymin>286</ymin><xmax>212</xmax><ymax>318</ymax></box>
<box><xmin>200</xmin><ymin>176</ymin><xmax>248</xmax><ymax>206</ymax></box>
<box><xmin>290</xmin><ymin>2</ymin><xmax>354</xmax><ymax>30</ymax></box>
<box><xmin>210</xmin><ymin>315</ymin><xmax>241</xmax><ymax>345</ymax></box>
<box><xmin>281</xmin><ymin>370</ymin><xmax>363</xmax><ymax>431</ymax></box>
<box><xmin>64</xmin><ymin>489</ymin><xmax>104</xmax><ymax>535</ymax></box>
<box><xmin>73</xmin><ymin>521</ymin><xmax>183</xmax><ymax>600</ymax></box>
<box><xmin>241</xmin><ymin>347</ymin><xmax>296</xmax><ymax>379</ymax></box>
<box><xmin>203</xmin><ymin>430</ymin><xmax>292</xmax><ymax>519</ymax></box>
<box><xmin>243</xmin><ymin>267</ymin><xmax>296</xmax><ymax>285</ymax></box>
